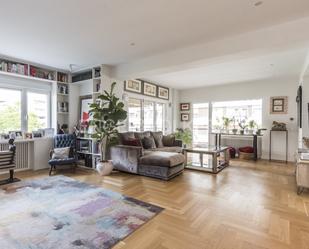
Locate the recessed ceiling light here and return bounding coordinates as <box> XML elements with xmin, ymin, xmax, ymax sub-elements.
<box><xmin>254</xmin><ymin>1</ymin><xmax>263</xmax><ymax>7</ymax></box>
<box><xmin>130</xmin><ymin>42</ymin><xmax>135</xmax><ymax>46</ymax></box>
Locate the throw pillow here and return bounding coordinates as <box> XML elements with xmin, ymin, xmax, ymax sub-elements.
<box><xmin>52</xmin><ymin>147</ymin><xmax>70</xmax><ymax>159</ymax></box>
<box><xmin>162</xmin><ymin>135</ymin><xmax>175</xmax><ymax>147</ymax></box>
<box><xmin>151</xmin><ymin>131</ymin><xmax>164</xmax><ymax>148</ymax></box>
<box><xmin>123</xmin><ymin>138</ymin><xmax>142</xmax><ymax>147</ymax></box>
<box><xmin>142</xmin><ymin>136</ymin><xmax>157</xmax><ymax>149</ymax></box>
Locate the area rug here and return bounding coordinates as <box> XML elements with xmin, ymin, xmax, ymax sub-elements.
<box><xmin>0</xmin><ymin>175</ymin><xmax>163</xmax><ymax>249</ymax></box>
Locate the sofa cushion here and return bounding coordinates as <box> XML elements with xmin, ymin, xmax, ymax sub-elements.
<box><xmin>162</xmin><ymin>135</ymin><xmax>175</xmax><ymax>147</ymax></box>
<box><xmin>123</xmin><ymin>138</ymin><xmax>142</xmax><ymax>147</ymax></box>
<box><xmin>134</xmin><ymin>131</ymin><xmax>151</xmax><ymax>140</ymax></box>
<box><xmin>119</xmin><ymin>132</ymin><xmax>135</xmax><ymax>144</ymax></box>
<box><xmin>142</xmin><ymin>136</ymin><xmax>156</xmax><ymax>149</ymax></box>
<box><xmin>151</xmin><ymin>131</ymin><xmax>164</xmax><ymax>148</ymax></box>
<box><xmin>149</xmin><ymin>146</ymin><xmax>183</xmax><ymax>153</ymax></box>
<box><xmin>140</xmin><ymin>151</ymin><xmax>185</xmax><ymax>167</ymax></box>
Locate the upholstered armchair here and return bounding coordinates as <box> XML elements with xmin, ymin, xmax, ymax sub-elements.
<box><xmin>48</xmin><ymin>134</ymin><xmax>77</xmax><ymax>176</ymax></box>
<box><xmin>0</xmin><ymin>139</ymin><xmax>17</xmax><ymax>185</ymax></box>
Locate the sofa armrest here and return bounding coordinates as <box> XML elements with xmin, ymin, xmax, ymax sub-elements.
<box><xmin>110</xmin><ymin>145</ymin><xmax>143</xmax><ymax>174</ymax></box>
<box><xmin>174</xmin><ymin>139</ymin><xmax>183</xmax><ymax>147</ymax></box>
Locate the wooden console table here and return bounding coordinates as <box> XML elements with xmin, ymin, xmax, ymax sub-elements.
<box><xmin>212</xmin><ymin>133</ymin><xmax>262</xmax><ymax>161</ymax></box>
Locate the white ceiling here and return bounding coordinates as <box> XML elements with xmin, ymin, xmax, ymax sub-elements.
<box><xmin>143</xmin><ymin>48</ymin><xmax>308</xmax><ymax>89</ymax></box>
<box><xmin>1</xmin><ymin>0</ymin><xmax>309</xmax><ymax>88</ymax></box>
<box><xmin>1</xmin><ymin>0</ymin><xmax>309</xmax><ymax>69</ymax></box>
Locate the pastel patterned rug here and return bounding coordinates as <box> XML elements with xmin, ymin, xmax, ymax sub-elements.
<box><xmin>0</xmin><ymin>175</ymin><xmax>163</xmax><ymax>249</ymax></box>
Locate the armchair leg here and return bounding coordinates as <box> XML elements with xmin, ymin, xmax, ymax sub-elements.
<box><xmin>49</xmin><ymin>165</ymin><xmax>56</xmax><ymax>176</ymax></box>
<box><xmin>9</xmin><ymin>169</ymin><xmax>14</xmax><ymax>182</ymax></box>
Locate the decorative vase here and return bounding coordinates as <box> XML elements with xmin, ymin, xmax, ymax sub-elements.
<box><xmin>248</xmin><ymin>129</ymin><xmax>254</xmax><ymax>135</ymax></box>
<box><xmin>96</xmin><ymin>160</ymin><xmax>113</xmax><ymax>176</ymax></box>
<box><xmin>239</xmin><ymin>130</ymin><xmax>244</xmax><ymax>135</ymax></box>
<box><xmin>232</xmin><ymin>129</ymin><xmax>238</xmax><ymax>135</ymax></box>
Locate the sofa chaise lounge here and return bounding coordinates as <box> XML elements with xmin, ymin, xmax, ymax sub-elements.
<box><xmin>110</xmin><ymin>131</ymin><xmax>185</xmax><ymax>180</ymax></box>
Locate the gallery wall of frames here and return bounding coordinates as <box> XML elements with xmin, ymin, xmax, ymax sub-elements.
<box><xmin>124</xmin><ymin>79</ymin><xmax>169</xmax><ymax>100</ymax></box>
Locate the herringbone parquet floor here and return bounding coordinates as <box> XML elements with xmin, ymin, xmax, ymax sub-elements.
<box><xmin>15</xmin><ymin>160</ymin><xmax>309</xmax><ymax>249</ymax></box>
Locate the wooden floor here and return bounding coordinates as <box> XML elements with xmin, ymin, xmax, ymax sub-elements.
<box><xmin>10</xmin><ymin>160</ymin><xmax>309</xmax><ymax>249</ymax></box>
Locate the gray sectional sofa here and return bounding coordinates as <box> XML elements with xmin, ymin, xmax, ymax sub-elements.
<box><xmin>110</xmin><ymin>131</ymin><xmax>185</xmax><ymax>180</ymax></box>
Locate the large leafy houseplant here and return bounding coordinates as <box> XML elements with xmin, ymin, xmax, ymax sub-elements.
<box><xmin>174</xmin><ymin>128</ymin><xmax>192</xmax><ymax>148</ymax></box>
<box><xmin>89</xmin><ymin>82</ymin><xmax>127</xmax><ymax>161</ymax></box>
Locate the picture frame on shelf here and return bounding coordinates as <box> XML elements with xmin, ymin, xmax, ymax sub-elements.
<box><xmin>143</xmin><ymin>82</ymin><xmax>157</xmax><ymax>97</ymax></box>
<box><xmin>181</xmin><ymin>113</ymin><xmax>190</xmax><ymax>122</ymax></box>
<box><xmin>124</xmin><ymin>79</ymin><xmax>142</xmax><ymax>94</ymax></box>
<box><xmin>79</xmin><ymin>95</ymin><xmax>93</xmax><ymax>123</ymax></box>
<box><xmin>270</xmin><ymin>96</ymin><xmax>288</xmax><ymax>114</ymax></box>
<box><xmin>180</xmin><ymin>103</ymin><xmax>190</xmax><ymax>111</ymax></box>
<box><xmin>158</xmin><ymin>86</ymin><xmax>169</xmax><ymax>100</ymax></box>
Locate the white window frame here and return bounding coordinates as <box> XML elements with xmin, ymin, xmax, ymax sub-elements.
<box><xmin>127</xmin><ymin>97</ymin><xmax>166</xmax><ymax>132</ymax></box>
<box><xmin>0</xmin><ymin>86</ymin><xmax>52</xmax><ymax>133</ymax></box>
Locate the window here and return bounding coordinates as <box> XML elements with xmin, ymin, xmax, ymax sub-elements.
<box><xmin>193</xmin><ymin>103</ymin><xmax>209</xmax><ymax>146</ymax></box>
<box><xmin>144</xmin><ymin>101</ymin><xmax>154</xmax><ymax>131</ymax></box>
<box><xmin>27</xmin><ymin>92</ymin><xmax>49</xmax><ymax>132</ymax></box>
<box><xmin>212</xmin><ymin>99</ymin><xmax>262</xmax><ymax>131</ymax></box>
<box><xmin>0</xmin><ymin>87</ymin><xmax>50</xmax><ymax>133</ymax></box>
<box><xmin>156</xmin><ymin>103</ymin><xmax>164</xmax><ymax>132</ymax></box>
<box><xmin>0</xmin><ymin>88</ymin><xmax>22</xmax><ymax>133</ymax></box>
<box><xmin>128</xmin><ymin>98</ymin><xmax>142</xmax><ymax>132</ymax></box>
<box><xmin>128</xmin><ymin>98</ymin><xmax>165</xmax><ymax>132</ymax></box>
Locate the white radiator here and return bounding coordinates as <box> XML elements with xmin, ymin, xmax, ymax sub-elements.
<box><xmin>0</xmin><ymin>141</ymin><xmax>31</xmax><ymax>171</ymax></box>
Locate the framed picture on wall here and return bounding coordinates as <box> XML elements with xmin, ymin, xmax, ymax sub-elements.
<box><xmin>181</xmin><ymin>113</ymin><xmax>190</xmax><ymax>122</ymax></box>
<box><xmin>124</xmin><ymin>79</ymin><xmax>142</xmax><ymax>94</ymax></box>
<box><xmin>180</xmin><ymin>103</ymin><xmax>190</xmax><ymax>111</ymax></box>
<box><xmin>143</xmin><ymin>82</ymin><xmax>157</xmax><ymax>97</ymax></box>
<box><xmin>158</xmin><ymin>86</ymin><xmax>169</xmax><ymax>100</ymax></box>
<box><xmin>270</xmin><ymin>96</ymin><xmax>288</xmax><ymax>114</ymax></box>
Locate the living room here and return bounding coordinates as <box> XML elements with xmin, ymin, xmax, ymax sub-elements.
<box><xmin>1</xmin><ymin>1</ymin><xmax>309</xmax><ymax>249</ymax></box>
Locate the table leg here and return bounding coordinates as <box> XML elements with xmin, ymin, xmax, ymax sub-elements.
<box><xmin>200</xmin><ymin>153</ymin><xmax>203</xmax><ymax>167</ymax></box>
<box><xmin>213</xmin><ymin>152</ymin><xmax>217</xmax><ymax>173</ymax></box>
<box><xmin>253</xmin><ymin>135</ymin><xmax>258</xmax><ymax>161</ymax></box>
<box><xmin>184</xmin><ymin>150</ymin><xmax>187</xmax><ymax>166</ymax></box>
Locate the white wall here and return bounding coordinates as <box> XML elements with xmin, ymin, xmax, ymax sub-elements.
<box><xmin>179</xmin><ymin>78</ymin><xmax>299</xmax><ymax>161</ymax></box>
<box><xmin>70</xmin><ymin>74</ymin><xmax>176</xmax><ymax>134</ymax></box>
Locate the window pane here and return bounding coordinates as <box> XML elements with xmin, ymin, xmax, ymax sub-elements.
<box><xmin>144</xmin><ymin>101</ymin><xmax>154</xmax><ymax>131</ymax></box>
<box><xmin>212</xmin><ymin>99</ymin><xmax>262</xmax><ymax>131</ymax></box>
<box><xmin>156</xmin><ymin>103</ymin><xmax>164</xmax><ymax>132</ymax></box>
<box><xmin>128</xmin><ymin>98</ymin><xmax>142</xmax><ymax>131</ymax></box>
<box><xmin>27</xmin><ymin>92</ymin><xmax>49</xmax><ymax>132</ymax></box>
<box><xmin>0</xmin><ymin>88</ymin><xmax>22</xmax><ymax>133</ymax></box>
<box><xmin>193</xmin><ymin>103</ymin><xmax>209</xmax><ymax>146</ymax></box>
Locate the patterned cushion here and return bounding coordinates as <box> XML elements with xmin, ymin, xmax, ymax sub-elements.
<box><xmin>52</xmin><ymin>147</ymin><xmax>70</xmax><ymax>159</ymax></box>
<box><xmin>142</xmin><ymin>136</ymin><xmax>156</xmax><ymax>149</ymax></box>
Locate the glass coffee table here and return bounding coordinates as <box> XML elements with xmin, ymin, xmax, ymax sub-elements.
<box><xmin>183</xmin><ymin>146</ymin><xmax>229</xmax><ymax>174</ymax></box>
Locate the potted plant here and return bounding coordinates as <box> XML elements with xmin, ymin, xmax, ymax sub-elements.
<box><xmin>89</xmin><ymin>82</ymin><xmax>127</xmax><ymax>176</ymax></box>
<box><xmin>238</xmin><ymin>120</ymin><xmax>248</xmax><ymax>135</ymax></box>
<box><xmin>174</xmin><ymin>128</ymin><xmax>193</xmax><ymax>148</ymax></box>
<box><xmin>231</xmin><ymin>116</ymin><xmax>238</xmax><ymax>135</ymax></box>
<box><xmin>247</xmin><ymin>120</ymin><xmax>256</xmax><ymax>135</ymax></box>
<box><xmin>222</xmin><ymin>117</ymin><xmax>231</xmax><ymax>133</ymax></box>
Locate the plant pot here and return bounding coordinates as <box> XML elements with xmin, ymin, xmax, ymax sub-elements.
<box><xmin>232</xmin><ymin>129</ymin><xmax>238</xmax><ymax>135</ymax></box>
<box><xmin>247</xmin><ymin>129</ymin><xmax>254</xmax><ymax>135</ymax></box>
<box><xmin>239</xmin><ymin>130</ymin><xmax>244</xmax><ymax>135</ymax></box>
<box><xmin>96</xmin><ymin>160</ymin><xmax>113</xmax><ymax>176</ymax></box>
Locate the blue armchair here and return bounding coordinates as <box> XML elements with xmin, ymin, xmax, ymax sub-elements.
<box><xmin>48</xmin><ymin>134</ymin><xmax>77</xmax><ymax>176</ymax></box>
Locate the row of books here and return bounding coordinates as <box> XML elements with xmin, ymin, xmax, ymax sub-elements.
<box><xmin>0</xmin><ymin>60</ymin><xmax>28</xmax><ymax>75</ymax></box>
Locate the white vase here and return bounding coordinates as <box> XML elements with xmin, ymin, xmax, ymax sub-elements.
<box><xmin>96</xmin><ymin>160</ymin><xmax>113</xmax><ymax>176</ymax></box>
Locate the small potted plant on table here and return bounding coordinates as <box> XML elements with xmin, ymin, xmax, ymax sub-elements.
<box><xmin>89</xmin><ymin>82</ymin><xmax>127</xmax><ymax>176</ymax></box>
<box><xmin>238</xmin><ymin>120</ymin><xmax>248</xmax><ymax>135</ymax></box>
<box><xmin>248</xmin><ymin>120</ymin><xmax>257</xmax><ymax>135</ymax></box>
